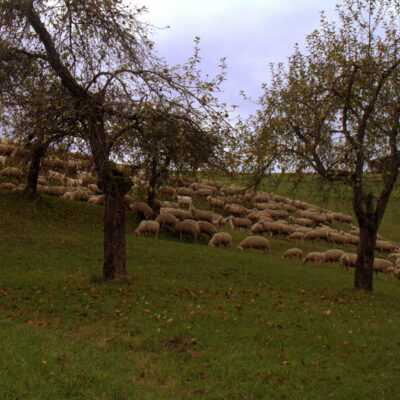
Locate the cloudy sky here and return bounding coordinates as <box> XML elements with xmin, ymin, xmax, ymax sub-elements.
<box><xmin>136</xmin><ymin>0</ymin><xmax>339</xmax><ymax>116</ymax></box>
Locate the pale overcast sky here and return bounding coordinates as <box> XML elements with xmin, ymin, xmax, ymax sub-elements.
<box><xmin>135</xmin><ymin>0</ymin><xmax>339</xmax><ymax>116</ymax></box>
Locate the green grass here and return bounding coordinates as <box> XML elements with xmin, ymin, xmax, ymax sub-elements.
<box><xmin>1</xmin><ymin>188</ymin><xmax>400</xmax><ymax>399</ymax></box>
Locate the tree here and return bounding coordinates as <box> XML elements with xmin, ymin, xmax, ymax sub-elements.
<box><xmin>124</xmin><ymin>102</ymin><xmax>225</xmax><ymax>207</ymax></box>
<box><xmin>1</xmin><ymin>0</ymin><xmax>228</xmax><ymax>280</ymax></box>
<box><xmin>247</xmin><ymin>0</ymin><xmax>400</xmax><ymax>291</ymax></box>
<box><xmin>0</xmin><ymin>54</ymin><xmax>81</xmax><ymax>196</ymax></box>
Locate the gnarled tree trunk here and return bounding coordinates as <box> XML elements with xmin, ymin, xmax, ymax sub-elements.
<box><xmin>87</xmin><ymin>106</ymin><xmax>132</xmax><ymax>280</ymax></box>
<box><xmin>24</xmin><ymin>141</ymin><xmax>48</xmax><ymax>197</ymax></box>
<box><xmin>354</xmin><ymin>221</ymin><xmax>377</xmax><ymax>291</ymax></box>
<box><xmin>102</xmin><ymin>174</ymin><xmax>131</xmax><ymax>280</ymax></box>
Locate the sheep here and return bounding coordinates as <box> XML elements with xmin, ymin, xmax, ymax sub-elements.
<box><xmin>288</xmin><ymin>216</ymin><xmax>313</xmax><ymax>227</ymax></box>
<box><xmin>0</xmin><ymin>182</ymin><xmax>16</xmax><ymax>191</ymax></box>
<box><xmin>190</xmin><ymin>206</ymin><xmax>214</xmax><ymax>223</ymax></box>
<box><xmin>175</xmin><ymin>219</ymin><xmax>201</xmax><ymax>242</ymax></box>
<box><xmin>208</xmin><ymin>232</ymin><xmax>232</xmax><ymax>248</ymax></box>
<box><xmin>237</xmin><ymin>236</ymin><xmax>270</xmax><ymax>255</ymax></box>
<box><xmin>375</xmin><ymin>240</ymin><xmax>397</xmax><ymax>253</ymax></box>
<box><xmin>159</xmin><ymin>200</ymin><xmax>180</xmax><ymax>209</ymax></box>
<box><xmin>332</xmin><ymin>212</ymin><xmax>353</xmax><ymax>224</ymax></box>
<box><xmin>253</xmin><ymin>192</ymin><xmax>270</xmax><ymax>202</ymax></box>
<box><xmin>195</xmin><ymin>187</ymin><xmax>214</xmax><ymax>197</ymax></box>
<box><xmin>176</xmin><ymin>195</ymin><xmax>192</xmax><ymax>208</ymax></box>
<box><xmin>133</xmin><ymin>220</ymin><xmax>160</xmax><ymax>239</ymax></box>
<box><xmin>373</xmin><ymin>258</ymin><xmax>394</xmax><ymax>279</ymax></box>
<box><xmin>158</xmin><ymin>185</ymin><xmax>176</xmax><ymax>198</ymax></box>
<box><xmin>249</xmin><ymin>222</ymin><xmax>267</xmax><ymax>235</ymax></box>
<box><xmin>44</xmin><ymin>186</ymin><xmax>67</xmax><ymax>197</ymax></box>
<box><xmin>210</xmin><ymin>212</ymin><xmax>225</xmax><ymax>227</ymax></box>
<box><xmin>339</xmin><ymin>253</ymin><xmax>357</xmax><ymax>270</ymax></box>
<box><xmin>302</xmin><ymin>252</ymin><xmax>325</xmax><ymax>266</ymax></box>
<box><xmin>48</xmin><ymin>170</ymin><xmax>65</xmax><ymax>185</ymax></box>
<box><xmin>88</xmin><ymin>183</ymin><xmax>103</xmax><ymax>195</ymax></box>
<box><xmin>323</xmin><ymin>249</ymin><xmax>345</xmax><ymax>264</ymax></box>
<box><xmin>282</xmin><ymin>248</ymin><xmax>303</xmax><ymax>261</ymax></box>
<box><xmin>132</xmin><ymin>201</ymin><xmax>153</xmax><ymax>220</ymax></box>
<box><xmin>155</xmin><ymin>213</ymin><xmax>178</xmax><ymax>230</ymax></box>
<box><xmin>207</xmin><ymin>196</ymin><xmax>225</xmax><ymax>209</ymax></box>
<box><xmin>176</xmin><ymin>187</ymin><xmax>195</xmax><ymax>196</ymax></box>
<box><xmin>198</xmin><ymin>220</ymin><xmax>218</xmax><ymax>239</ymax></box>
<box><xmin>327</xmin><ymin>232</ymin><xmax>349</xmax><ymax>248</ymax></box>
<box><xmin>0</xmin><ymin>155</ymin><xmax>6</xmax><ymax>166</ymax></box>
<box><xmin>224</xmin><ymin>203</ymin><xmax>248</xmax><ymax>217</ymax></box>
<box><xmin>87</xmin><ymin>195</ymin><xmax>105</xmax><ymax>205</ymax></box>
<box><xmin>0</xmin><ymin>167</ymin><xmax>23</xmax><ymax>179</ymax></box>
<box><xmin>288</xmin><ymin>231</ymin><xmax>305</xmax><ymax>243</ymax></box>
<box><xmin>227</xmin><ymin>216</ymin><xmax>252</xmax><ymax>230</ymax></box>
<box><xmin>173</xmin><ymin>209</ymin><xmax>193</xmax><ymax>220</ymax></box>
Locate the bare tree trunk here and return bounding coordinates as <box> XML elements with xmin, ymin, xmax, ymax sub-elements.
<box><xmin>354</xmin><ymin>222</ymin><xmax>376</xmax><ymax>291</ymax></box>
<box><xmin>102</xmin><ymin>177</ymin><xmax>129</xmax><ymax>280</ymax></box>
<box><xmin>24</xmin><ymin>141</ymin><xmax>48</xmax><ymax>197</ymax></box>
<box><xmin>87</xmin><ymin>110</ymin><xmax>132</xmax><ymax>280</ymax></box>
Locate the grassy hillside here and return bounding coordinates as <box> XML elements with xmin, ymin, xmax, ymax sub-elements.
<box><xmin>1</xmin><ymin>189</ymin><xmax>400</xmax><ymax>399</ymax></box>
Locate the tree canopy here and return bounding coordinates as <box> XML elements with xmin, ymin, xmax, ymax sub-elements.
<box><xmin>244</xmin><ymin>0</ymin><xmax>400</xmax><ymax>291</ymax></box>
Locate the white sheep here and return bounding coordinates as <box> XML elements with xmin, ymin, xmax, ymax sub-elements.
<box><xmin>302</xmin><ymin>252</ymin><xmax>325</xmax><ymax>266</ymax></box>
<box><xmin>174</xmin><ymin>219</ymin><xmax>201</xmax><ymax>242</ymax></box>
<box><xmin>208</xmin><ymin>232</ymin><xmax>232</xmax><ymax>248</ymax></box>
<box><xmin>288</xmin><ymin>231</ymin><xmax>305</xmax><ymax>243</ymax></box>
<box><xmin>155</xmin><ymin>213</ymin><xmax>178</xmax><ymax>230</ymax></box>
<box><xmin>0</xmin><ymin>182</ymin><xmax>16</xmax><ymax>191</ymax></box>
<box><xmin>282</xmin><ymin>248</ymin><xmax>303</xmax><ymax>261</ymax></box>
<box><xmin>176</xmin><ymin>195</ymin><xmax>192</xmax><ymax>208</ymax></box>
<box><xmin>373</xmin><ymin>258</ymin><xmax>394</xmax><ymax>280</ymax></box>
<box><xmin>237</xmin><ymin>236</ymin><xmax>270</xmax><ymax>255</ymax></box>
<box><xmin>339</xmin><ymin>253</ymin><xmax>357</xmax><ymax>270</ymax></box>
<box><xmin>133</xmin><ymin>220</ymin><xmax>160</xmax><ymax>239</ymax></box>
<box><xmin>323</xmin><ymin>249</ymin><xmax>345</xmax><ymax>264</ymax></box>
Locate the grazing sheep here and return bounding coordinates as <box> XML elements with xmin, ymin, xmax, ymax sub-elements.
<box><xmin>224</xmin><ymin>203</ymin><xmax>248</xmax><ymax>217</ymax></box>
<box><xmin>159</xmin><ymin>185</ymin><xmax>176</xmax><ymax>198</ymax></box>
<box><xmin>207</xmin><ymin>196</ymin><xmax>225</xmax><ymax>209</ymax></box>
<box><xmin>177</xmin><ymin>195</ymin><xmax>192</xmax><ymax>208</ymax></box>
<box><xmin>339</xmin><ymin>253</ymin><xmax>357</xmax><ymax>270</ymax></box>
<box><xmin>0</xmin><ymin>167</ymin><xmax>23</xmax><ymax>179</ymax></box>
<box><xmin>227</xmin><ymin>216</ymin><xmax>252</xmax><ymax>230</ymax></box>
<box><xmin>175</xmin><ymin>219</ymin><xmax>201</xmax><ymax>242</ymax></box>
<box><xmin>88</xmin><ymin>183</ymin><xmax>103</xmax><ymax>194</ymax></box>
<box><xmin>155</xmin><ymin>213</ymin><xmax>178</xmax><ymax>230</ymax></box>
<box><xmin>288</xmin><ymin>231</ymin><xmax>305</xmax><ymax>243</ymax></box>
<box><xmin>198</xmin><ymin>221</ymin><xmax>218</xmax><ymax>239</ymax></box>
<box><xmin>373</xmin><ymin>258</ymin><xmax>394</xmax><ymax>279</ymax></box>
<box><xmin>176</xmin><ymin>187</ymin><xmax>195</xmax><ymax>196</ymax></box>
<box><xmin>0</xmin><ymin>155</ymin><xmax>6</xmax><ymax>166</ymax></box>
<box><xmin>159</xmin><ymin>200</ymin><xmax>180</xmax><ymax>209</ymax></box>
<box><xmin>0</xmin><ymin>182</ymin><xmax>16</xmax><ymax>191</ymax></box>
<box><xmin>132</xmin><ymin>201</ymin><xmax>153</xmax><ymax>220</ymax></box>
<box><xmin>323</xmin><ymin>249</ymin><xmax>345</xmax><ymax>264</ymax></box>
<box><xmin>249</xmin><ymin>222</ymin><xmax>267</xmax><ymax>235</ymax></box>
<box><xmin>288</xmin><ymin>216</ymin><xmax>313</xmax><ymax>227</ymax></box>
<box><xmin>302</xmin><ymin>252</ymin><xmax>325</xmax><ymax>266</ymax></box>
<box><xmin>375</xmin><ymin>240</ymin><xmax>397</xmax><ymax>253</ymax></box>
<box><xmin>133</xmin><ymin>220</ymin><xmax>160</xmax><ymax>239</ymax></box>
<box><xmin>282</xmin><ymin>248</ymin><xmax>303</xmax><ymax>261</ymax></box>
<box><xmin>237</xmin><ymin>236</ymin><xmax>270</xmax><ymax>255</ymax></box>
<box><xmin>87</xmin><ymin>195</ymin><xmax>105</xmax><ymax>205</ymax></box>
<box><xmin>208</xmin><ymin>232</ymin><xmax>232</xmax><ymax>248</ymax></box>
<box><xmin>190</xmin><ymin>206</ymin><xmax>214</xmax><ymax>223</ymax></box>
<box><xmin>195</xmin><ymin>187</ymin><xmax>214</xmax><ymax>197</ymax></box>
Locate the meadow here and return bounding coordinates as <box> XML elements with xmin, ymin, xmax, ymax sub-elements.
<box><xmin>1</xmin><ymin>180</ymin><xmax>400</xmax><ymax>399</ymax></box>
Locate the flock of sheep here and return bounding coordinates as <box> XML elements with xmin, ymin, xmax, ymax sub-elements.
<box><xmin>1</xmin><ymin>136</ymin><xmax>400</xmax><ymax>280</ymax></box>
